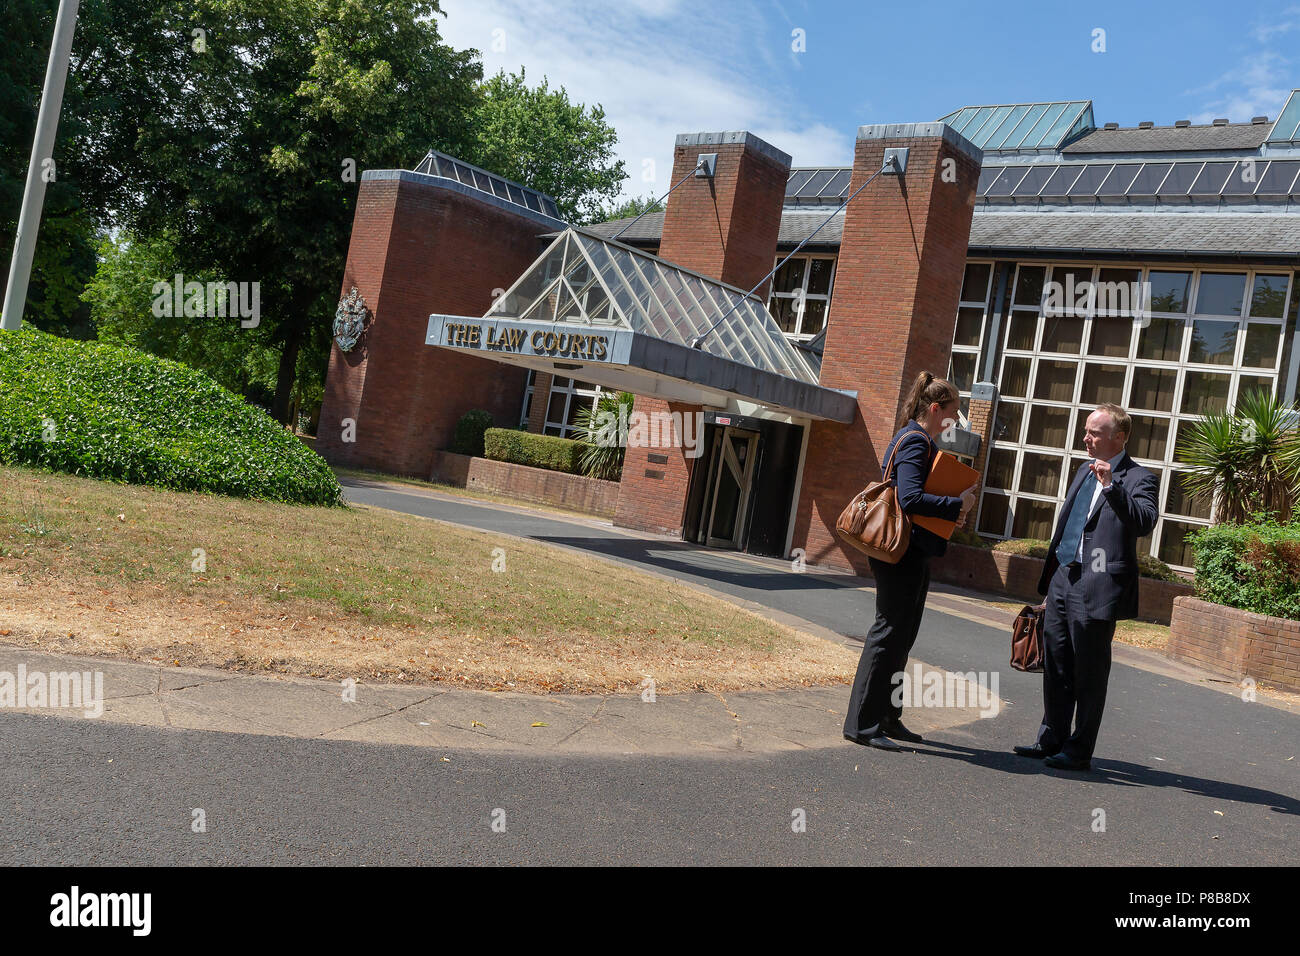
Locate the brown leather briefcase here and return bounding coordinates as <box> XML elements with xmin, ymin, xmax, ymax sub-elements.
<box><xmin>1011</xmin><ymin>603</ymin><xmax>1046</xmax><ymax>672</ymax></box>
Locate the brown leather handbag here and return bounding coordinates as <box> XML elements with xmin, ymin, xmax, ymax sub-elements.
<box><xmin>1011</xmin><ymin>603</ymin><xmax>1046</xmax><ymax>672</ymax></box>
<box><xmin>835</xmin><ymin>432</ymin><xmax>929</xmax><ymax>563</ymax></box>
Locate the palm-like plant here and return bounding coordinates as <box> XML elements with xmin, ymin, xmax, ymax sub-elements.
<box><xmin>1177</xmin><ymin>388</ymin><xmax>1300</xmax><ymax>523</ymax></box>
<box><xmin>572</xmin><ymin>390</ymin><xmax>636</xmax><ymax>481</ymax></box>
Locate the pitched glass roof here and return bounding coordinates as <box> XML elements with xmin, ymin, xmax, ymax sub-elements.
<box><xmin>1269</xmin><ymin>90</ymin><xmax>1300</xmax><ymax>142</ymax></box>
<box><xmin>486</xmin><ymin>228</ymin><xmax>819</xmax><ymax>384</ymax></box>
<box><xmin>413</xmin><ymin>149</ymin><xmax>561</xmax><ymax>219</ymax></box>
<box><xmin>972</xmin><ymin>159</ymin><xmax>1300</xmax><ymax>203</ymax></box>
<box><xmin>939</xmin><ymin>101</ymin><xmax>1094</xmax><ymax>151</ymax></box>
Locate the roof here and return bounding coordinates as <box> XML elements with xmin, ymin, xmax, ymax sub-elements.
<box><xmin>968</xmin><ymin>212</ymin><xmax>1300</xmax><ymax>259</ymax></box>
<box><xmin>585</xmin><ymin>208</ymin><xmax>1300</xmax><ymax>260</ymax></box>
<box><xmin>1062</xmin><ymin>123</ymin><xmax>1270</xmax><ymax>154</ymax></box>
<box><xmin>938</xmin><ymin>101</ymin><xmax>1094</xmax><ymax>152</ymax></box>
<box><xmin>413</xmin><ymin>149</ymin><xmax>562</xmax><ymax>220</ymax></box>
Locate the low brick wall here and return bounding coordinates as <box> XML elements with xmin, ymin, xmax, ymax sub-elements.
<box><xmin>429</xmin><ymin>450</ymin><xmax>620</xmax><ymax>519</ymax></box>
<box><xmin>1168</xmin><ymin>596</ymin><xmax>1300</xmax><ymax>691</ymax></box>
<box><xmin>931</xmin><ymin>543</ymin><xmax>1193</xmax><ymax>624</ymax></box>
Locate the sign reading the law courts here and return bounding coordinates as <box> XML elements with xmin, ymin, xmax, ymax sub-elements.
<box><xmin>426</xmin><ymin>315</ymin><xmax>635</xmax><ymax>365</ymax></box>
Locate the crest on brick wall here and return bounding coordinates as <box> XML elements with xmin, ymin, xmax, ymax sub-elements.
<box><xmin>334</xmin><ymin>288</ymin><xmax>370</xmax><ymax>352</ymax></box>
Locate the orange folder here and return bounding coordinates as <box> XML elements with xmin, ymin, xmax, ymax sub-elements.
<box><xmin>911</xmin><ymin>451</ymin><xmax>980</xmax><ymax>540</ymax></box>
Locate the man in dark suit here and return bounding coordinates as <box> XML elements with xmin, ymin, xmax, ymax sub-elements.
<box><xmin>1013</xmin><ymin>403</ymin><xmax>1159</xmax><ymax>771</ymax></box>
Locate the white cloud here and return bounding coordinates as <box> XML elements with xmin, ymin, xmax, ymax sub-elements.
<box><xmin>435</xmin><ymin>0</ymin><xmax>853</xmax><ymax>207</ymax></box>
<box><xmin>1189</xmin><ymin>15</ymin><xmax>1298</xmax><ymax>123</ymax></box>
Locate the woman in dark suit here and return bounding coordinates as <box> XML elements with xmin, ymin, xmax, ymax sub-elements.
<box><xmin>843</xmin><ymin>371</ymin><xmax>977</xmax><ymax>750</ymax></box>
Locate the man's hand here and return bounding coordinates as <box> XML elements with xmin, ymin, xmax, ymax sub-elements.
<box><xmin>1090</xmin><ymin>458</ymin><xmax>1113</xmax><ymax>488</ymax></box>
<box><xmin>957</xmin><ymin>483</ymin><xmax>978</xmax><ymax>528</ymax></box>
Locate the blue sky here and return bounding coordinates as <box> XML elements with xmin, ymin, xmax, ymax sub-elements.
<box><xmin>437</xmin><ymin>0</ymin><xmax>1300</xmax><ymax>201</ymax></box>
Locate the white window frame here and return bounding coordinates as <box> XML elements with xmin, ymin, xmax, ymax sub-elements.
<box><xmin>768</xmin><ymin>254</ymin><xmax>837</xmax><ymax>341</ymax></box>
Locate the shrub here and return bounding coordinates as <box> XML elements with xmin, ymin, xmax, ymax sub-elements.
<box><xmin>0</xmin><ymin>327</ymin><xmax>342</xmax><ymax>506</ymax></box>
<box><xmin>483</xmin><ymin>427</ymin><xmax>585</xmax><ymax>475</ymax></box>
<box><xmin>990</xmin><ymin>537</ymin><xmax>1178</xmax><ymax>581</ymax></box>
<box><xmin>949</xmin><ymin>527</ymin><xmax>993</xmax><ymax>549</ymax></box>
<box><xmin>449</xmin><ymin>409</ymin><xmax>495</xmax><ymax>457</ymax></box>
<box><xmin>572</xmin><ymin>390</ymin><xmax>634</xmax><ymax>481</ymax></box>
<box><xmin>1191</xmin><ymin>520</ymin><xmax>1300</xmax><ymax>620</ymax></box>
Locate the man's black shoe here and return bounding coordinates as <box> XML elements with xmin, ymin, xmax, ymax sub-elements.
<box><xmin>1013</xmin><ymin>744</ymin><xmax>1056</xmax><ymax>759</ymax></box>
<box><xmin>866</xmin><ymin>733</ymin><xmax>904</xmax><ymax>751</ymax></box>
<box><xmin>843</xmin><ymin>732</ymin><xmax>871</xmax><ymax>747</ymax></box>
<box><xmin>1043</xmin><ymin>752</ymin><xmax>1091</xmax><ymax>771</ymax></box>
<box><xmin>882</xmin><ymin>719</ymin><xmax>924</xmax><ymax>743</ymax></box>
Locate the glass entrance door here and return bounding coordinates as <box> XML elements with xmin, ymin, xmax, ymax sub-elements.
<box><xmin>704</xmin><ymin>427</ymin><xmax>759</xmax><ymax>549</ymax></box>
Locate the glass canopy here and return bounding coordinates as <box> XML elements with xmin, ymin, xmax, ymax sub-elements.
<box><xmin>1269</xmin><ymin>90</ymin><xmax>1300</xmax><ymax>142</ymax></box>
<box><xmin>486</xmin><ymin>228</ymin><xmax>820</xmax><ymax>384</ymax></box>
<box><xmin>939</xmin><ymin>101</ymin><xmax>1095</xmax><ymax>152</ymax></box>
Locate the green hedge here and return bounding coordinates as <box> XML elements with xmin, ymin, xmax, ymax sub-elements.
<box><xmin>1191</xmin><ymin>520</ymin><xmax>1300</xmax><ymax>621</ymax></box>
<box><xmin>482</xmin><ymin>427</ymin><xmax>585</xmax><ymax>475</ymax></box>
<box><xmin>987</xmin><ymin>537</ymin><xmax>1178</xmax><ymax>581</ymax></box>
<box><xmin>449</xmin><ymin>409</ymin><xmax>495</xmax><ymax>457</ymax></box>
<box><xmin>0</xmin><ymin>327</ymin><xmax>342</xmax><ymax>506</ymax></box>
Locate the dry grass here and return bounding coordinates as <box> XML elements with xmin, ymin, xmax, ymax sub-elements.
<box><xmin>0</xmin><ymin>465</ymin><xmax>856</xmax><ymax>694</ymax></box>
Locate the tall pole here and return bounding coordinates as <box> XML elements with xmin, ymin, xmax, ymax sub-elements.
<box><xmin>2</xmin><ymin>0</ymin><xmax>80</xmax><ymax>331</ymax></box>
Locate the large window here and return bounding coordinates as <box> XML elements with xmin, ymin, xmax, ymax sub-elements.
<box><xmin>542</xmin><ymin>376</ymin><xmax>603</xmax><ymax>438</ymax></box>
<box><xmin>948</xmin><ymin>261</ymin><xmax>996</xmax><ymax>420</ymax></box>
<box><xmin>962</xmin><ymin>261</ymin><xmax>1296</xmax><ymax>571</ymax></box>
<box><xmin>769</xmin><ymin>255</ymin><xmax>836</xmax><ymax>339</ymax></box>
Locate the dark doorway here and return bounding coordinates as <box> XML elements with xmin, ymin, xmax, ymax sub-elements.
<box><xmin>683</xmin><ymin>413</ymin><xmax>804</xmax><ymax>558</ymax></box>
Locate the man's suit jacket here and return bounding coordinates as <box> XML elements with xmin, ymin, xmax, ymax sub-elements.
<box><xmin>1036</xmin><ymin>451</ymin><xmax>1160</xmax><ymax>621</ymax></box>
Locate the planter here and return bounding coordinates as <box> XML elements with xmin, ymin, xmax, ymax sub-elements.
<box><xmin>1168</xmin><ymin>596</ymin><xmax>1300</xmax><ymax>691</ymax></box>
<box><xmin>430</xmin><ymin>450</ymin><xmax>619</xmax><ymax>518</ymax></box>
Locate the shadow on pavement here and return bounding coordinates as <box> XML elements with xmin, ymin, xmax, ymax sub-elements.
<box><xmin>911</xmin><ymin>739</ymin><xmax>1300</xmax><ymax>813</ymax></box>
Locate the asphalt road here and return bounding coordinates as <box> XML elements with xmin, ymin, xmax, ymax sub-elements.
<box><xmin>1</xmin><ymin>479</ymin><xmax>1295</xmax><ymax>865</ymax></box>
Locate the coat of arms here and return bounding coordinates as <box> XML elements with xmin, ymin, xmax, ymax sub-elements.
<box><xmin>334</xmin><ymin>288</ymin><xmax>370</xmax><ymax>352</ymax></box>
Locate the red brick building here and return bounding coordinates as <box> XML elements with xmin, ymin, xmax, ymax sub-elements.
<box><xmin>317</xmin><ymin>122</ymin><xmax>982</xmax><ymax>578</ymax></box>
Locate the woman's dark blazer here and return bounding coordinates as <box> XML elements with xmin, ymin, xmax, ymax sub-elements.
<box><xmin>882</xmin><ymin>420</ymin><xmax>964</xmax><ymax>558</ymax></box>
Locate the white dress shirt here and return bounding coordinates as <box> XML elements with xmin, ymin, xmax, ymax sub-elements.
<box><xmin>1074</xmin><ymin>449</ymin><xmax>1128</xmax><ymax>564</ymax></box>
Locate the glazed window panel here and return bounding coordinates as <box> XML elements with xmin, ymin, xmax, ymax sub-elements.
<box><xmin>1166</xmin><ymin>470</ymin><xmax>1213</xmax><ymax>520</ymax></box>
<box><xmin>1194</xmin><ymin>272</ymin><xmax>1247</xmax><ymax>317</ymax></box>
<box><xmin>1237</xmin><ymin>375</ymin><xmax>1275</xmax><ymax>401</ymax></box>
<box><xmin>1018</xmin><ymin>452</ymin><xmax>1065</xmax><ymax>496</ymax></box>
<box><xmin>954</xmin><ymin>306</ymin><xmax>984</xmax><ymax>347</ymax></box>
<box><xmin>1033</xmin><ymin>360</ymin><xmax>1078</xmax><ymax>402</ymax></box>
<box><xmin>1041</xmin><ymin>315</ymin><xmax>1085</xmax><ymax>353</ymax></box>
<box><xmin>1136</xmin><ymin>316</ymin><xmax>1186</xmax><ymax>362</ymax></box>
<box><xmin>961</xmin><ymin>262</ymin><xmax>993</xmax><ymax>303</ymax></box>
<box><xmin>1087</xmin><ymin>316</ymin><xmax>1134</xmax><ymax>357</ymax></box>
<box><xmin>1129</xmin><ymin>368</ymin><xmax>1178</xmax><ymax>412</ymax></box>
<box><xmin>1242</xmin><ymin>323</ymin><xmax>1282</xmax><ymax>368</ymax></box>
<box><xmin>1180</xmin><ymin>371</ymin><xmax>1231</xmax><ymax>415</ymax></box>
<box><xmin>993</xmin><ymin>400</ymin><xmax>1025</xmax><ymax>443</ymax></box>
<box><xmin>985</xmin><ymin>448</ymin><xmax>1017</xmax><ymax>490</ymax></box>
<box><xmin>1027</xmin><ymin>405</ymin><xmax>1071</xmax><ymax>449</ymax></box>
<box><xmin>1147</xmin><ymin>271</ymin><xmax>1191</xmax><ymax>313</ymax></box>
<box><xmin>1187</xmin><ymin>319</ymin><xmax>1239</xmax><ymax>365</ymax></box>
<box><xmin>1013</xmin><ymin>266</ymin><xmax>1046</xmax><ymax>307</ymax></box>
<box><xmin>1158</xmin><ymin>520</ymin><xmax>1202</xmax><ymax>568</ymax></box>
<box><xmin>1081</xmin><ymin>363</ymin><xmax>1126</xmax><ymax>405</ymax></box>
<box><xmin>1001</xmin><ymin>356</ymin><xmax>1032</xmax><ymax>397</ymax></box>
<box><xmin>1128</xmin><ymin>415</ymin><xmax>1169</xmax><ymax>460</ymax></box>
<box><xmin>1006</xmin><ymin>312</ymin><xmax>1038</xmax><ymax>350</ymax></box>
<box><xmin>1249</xmin><ymin>274</ymin><xmax>1289</xmax><ymax>319</ymax></box>
<box><xmin>949</xmin><ymin>352</ymin><xmax>978</xmax><ymax>393</ymax></box>
<box><xmin>1012</xmin><ymin>498</ymin><xmax>1058</xmax><ymax>540</ymax></box>
<box><xmin>978</xmin><ymin>493</ymin><xmax>1011</xmax><ymax>536</ymax></box>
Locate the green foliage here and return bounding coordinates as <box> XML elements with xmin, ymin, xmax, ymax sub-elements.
<box><xmin>597</xmin><ymin>194</ymin><xmax>664</xmax><ymax>223</ymax></box>
<box><xmin>449</xmin><ymin>409</ymin><xmax>495</xmax><ymax>457</ymax></box>
<box><xmin>571</xmin><ymin>390</ymin><xmax>634</xmax><ymax>481</ymax></box>
<box><xmin>949</xmin><ymin>527</ymin><xmax>993</xmax><ymax>549</ymax></box>
<box><xmin>1176</xmin><ymin>389</ymin><xmax>1300</xmax><ymax>523</ymax></box>
<box><xmin>482</xmin><ymin>427</ymin><xmax>585</xmax><ymax>475</ymax></box>
<box><xmin>990</xmin><ymin>537</ymin><xmax>1178</xmax><ymax>581</ymax></box>
<box><xmin>472</xmin><ymin>68</ymin><xmax>625</xmax><ymax>223</ymax></box>
<box><xmin>0</xmin><ymin>328</ymin><xmax>342</xmax><ymax>505</ymax></box>
<box><xmin>1191</xmin><ymin>519</ymin><xmax>1300</xmax><ymax>620</ymax></box>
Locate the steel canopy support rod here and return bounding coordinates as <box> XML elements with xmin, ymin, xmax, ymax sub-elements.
<box><xmin>689</xmin><ymin>154</ymin><xmax>900</xmax><ymax>350</ymax></box>
<box><xmin>609</xmin><ymin>157</ymin><xmax>708</xmax><ymax>242</ymax></box>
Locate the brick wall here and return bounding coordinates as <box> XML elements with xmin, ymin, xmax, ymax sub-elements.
<box><xmin>430</xmin><ymin>450</ymin><xmax>620</xmax><ymax>518</ymax></box>
<box><xmin>792</xmin><ymin>126</ymin><xmax>982</xmax><ymax>574</ymax></box>
<box><xmin>614</xmin><ymin>132</ymin><xmax>791</xmax><ymax>535</ymax></box>
<box><xmin>317</xmin><ymin>174</ymin><xmax>547</xmax><ymax>477</ymax></box>
<box><xmin>1168</xmin><ymin>596</ymin><xmax>1300</xmax><ymax>690</ymax></box>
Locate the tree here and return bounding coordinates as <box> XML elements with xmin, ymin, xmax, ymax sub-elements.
<box><xmin>1178</xmin><ymin>388</ymin><xmax>1300</xmax><ymax>523</ymax></box>
<box><xmin>596</xmin><ymin>193</ymin><xmax>664</xmax><ymax>223</ymax></box>
<box><xmin>471</xmin><ymin>68</ymin><xmax>625</xmax><ymax>224</ymax></box>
